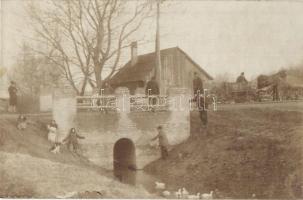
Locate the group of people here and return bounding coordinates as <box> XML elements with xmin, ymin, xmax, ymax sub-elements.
<box><xmin>47</xmin><ymin>120</ymin><xmax>85</xmax><ymax>154</ymax></box>
<box><xmin>143</xmin><ymin>72</ymin><xmax>209</xmax><ymax>126</ymax></box>
<box><xmin>15</xmin><ymin>115</ymin><xmax>85</xmax><ymax>154</ymax></box>
<box><xmin>9</xmin><ymin>73</ymin><xmax>213</xmax><ymax>160</ymax></box>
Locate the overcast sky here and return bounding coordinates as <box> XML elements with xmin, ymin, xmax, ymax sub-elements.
<box><xmin>1</xmin><ymin>0</ymin><xmax>303</xmax><ymax>80</ymax></box>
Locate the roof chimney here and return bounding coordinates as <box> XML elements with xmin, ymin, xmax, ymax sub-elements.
<box><xmin>131</xmin><ymin>41</ymin><xmax>138</xmax><ymax>66</ymax></box>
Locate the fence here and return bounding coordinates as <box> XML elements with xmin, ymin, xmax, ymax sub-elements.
<box><xmin>76</xmin><ymin>95</ymin><xmax>169</xmax><ymax>112</ymax></box>
<box><xmin>76</xmin><ymin>93</ymin><xmax>218</xmax><ymax>112</ymax></box>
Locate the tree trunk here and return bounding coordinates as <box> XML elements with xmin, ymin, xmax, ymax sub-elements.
<box><xmin>79</xmin><ymin>76</ymin><xmax>88</xmax><ymax>96</ymax></box>
<box><xmin>94</xmin><ymin>65</ymin><xmax>102</xmax><ymax>95</ymax></box>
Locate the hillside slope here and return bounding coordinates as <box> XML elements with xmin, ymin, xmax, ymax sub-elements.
<box><xmin>0</xmin><ymin>116</ymin><xmax>153</xmax><ymax>198</ymax></box>
<box><xmin>145</xmin><ymin>106</ymin><xmax>303</xmax><ymax>198</ymax></box>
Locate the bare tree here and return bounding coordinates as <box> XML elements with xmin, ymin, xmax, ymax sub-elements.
<box><xmin>27</xmin><ymin>0</ymin><xmax>152</xmax><ymax>95</ymax></box>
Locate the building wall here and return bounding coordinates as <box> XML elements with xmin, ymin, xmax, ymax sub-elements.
<box><xmin>113</xmin><ymin>48</ymin><xmax>212</xmax><ymax>96</ymax></box>
<box><xmin>161</xmin><ymin>49</ymin><xmax>211</xmax><ymax>95</ymax></box>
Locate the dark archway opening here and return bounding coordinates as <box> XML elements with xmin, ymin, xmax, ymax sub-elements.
<box><xmin>113</xmin><ymin>138</ymin><xmax>136</xmax><ymax>185</ymax></box>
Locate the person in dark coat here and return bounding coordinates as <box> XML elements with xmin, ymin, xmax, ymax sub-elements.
<box><xmin>236</xmin><ymin>72</ymin><xmax>248</xmax><ymax>84</ymax></box>
<box><xmin>63</xmin><ymin>128</ymin><xmax>85</xmax><ymax>153</ymax></box>
<box><xmin>99</xmin><ymin>82</ymin><xmax>114</xmax><ymax>113</ymax></box>
<box><xmin>193</xmin><ymin>72</ymin><xmax>204</xmax><ymax>96</ymax></box>
<box><xmin>103</xmin><ymin>82</ymin><xmax>114</xmax><ymax>95</ymax></box>
<box><xmin>8</xmin><ymin>81</ymin><xmax>18</xmax><ymax>113</ymax></box>
<box><xmin>151</xmin><ymin>126</ymin><xmax>169</xmax><ymax>159</ymax></box>
<box><xmin>197</xmin><ymin>94</ymin><xmax>208</xmax><ymax>127</ymax></box>
<box><xmin>145</xmin><ymin>77</ymin><xmax>160</xmax><ymax>95</ymax></box>
<box><xmin>145</xmin><ymin>77</ymin><xmax>160</xmax><ymax>111</ymax></box>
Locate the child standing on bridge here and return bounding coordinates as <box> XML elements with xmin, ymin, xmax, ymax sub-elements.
<box><xmin>63</xmin><ymin>128</ymin><xmax>85</xmax><ymax>153</ymax></box>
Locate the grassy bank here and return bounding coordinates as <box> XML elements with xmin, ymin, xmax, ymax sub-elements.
<box><xmin>145</xmin><ymin>105</ymin><xmax>303</xmax><ymax>198</ymax></box>
<box><xmin>0</xmin><ymin>116</ymin><xmax>153</xmax><ymax>198</ymax></box>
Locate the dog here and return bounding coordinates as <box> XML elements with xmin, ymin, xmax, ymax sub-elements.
<box><xmin>50</xmin><ymin>143</ymin><xmax>62</xmax><ymax>154</ymax></box>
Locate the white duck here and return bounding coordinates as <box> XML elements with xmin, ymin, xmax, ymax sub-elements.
<box><xmin>201</xmin><ymin>191</ymin><xmax>213</xmax><ymax>199</ymax></box>
<box><xmin>175</xmin><ymin>189</ymin><xmax>182</xmax><ymax>199</ymax></box>
<box><xmin>162</xmin><ymin>190</ymin><xmax>171</xmax><ymax>197</ymax></box>
<box><xmin>182</xmin><ymin>188</ymin><xmax>189</xmax><ymax>198</ymax></box>
<box><xmin>56</xmin><ymin>191</ymin><xmax>77</xmax><ymax>198</ymax></box>
<box><xmin>188</xmin><ymin>193</ymin><xmax>200</xmax><ymax>199</ymax></box>
<box><xmin>155</xmin><ymin>181</ymin><xmax>165</xmax><ymax>190</ymax></box>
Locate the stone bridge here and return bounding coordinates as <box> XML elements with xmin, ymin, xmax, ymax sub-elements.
<box><xmin>47</xmin><ymin>87</ymin><xmax>191</xmax><ymax>182</ymax></box>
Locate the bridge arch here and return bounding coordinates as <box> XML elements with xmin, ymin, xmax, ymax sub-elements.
<box><xmin>113</xmin><ymin>138</ymin><xmax>136</xmax><ymax>184</ymax></box>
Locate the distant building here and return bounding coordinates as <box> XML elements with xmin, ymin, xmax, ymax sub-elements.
<box><xmin>109</xmin><ymin>43</ymin><xmax>213</xmax><ymax>95</ymax></box>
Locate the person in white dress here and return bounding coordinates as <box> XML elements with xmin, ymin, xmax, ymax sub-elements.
<box><xmin>47</xmin><ymin>120</ymin><xmax>60</xmax><ymax>152</ymax></box>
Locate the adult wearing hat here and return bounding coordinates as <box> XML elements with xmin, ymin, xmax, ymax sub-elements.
<box><xmin>8</xmin><ymin>81</ymin><xmax>18</xmax><ymax>113</ymax></box>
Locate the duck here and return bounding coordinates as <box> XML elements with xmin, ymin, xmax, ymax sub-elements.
<box><xmin>182</xmin><ymin>188</ymin><xmax>189</xmax><ymax>198</ymax></box>
<box><xmin>56</xmin><ymin>191</ymin><xmax>77</xmax><ymax>198</ymax></box>
<box><xmin>188</xmin><ymin>193</ymin><xmax>200</xmax><ymax>199</ymax></box>
<box><xmin>162</xmin><ymin>190</ymin><xmax>171</xmax><ymax>197</ymax></box>
<box><xmin>155</xmin><ymin>181</ymin><xmax>165</xmax><ymax>190</ymax></box>
<box><xmin>175</xmin><ymin>189</ymin><xmax>182</xmax><ymax>199</ymax></box>
<box><xmin>201</xmin><ymin>191</ymin><xmax>213</xmax><ymax>199</ymax></box>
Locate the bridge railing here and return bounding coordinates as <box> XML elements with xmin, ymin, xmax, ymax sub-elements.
<box><xmin>76</xmin><ymin>94</ymin><xmax>218</xmax><ymax>112</ymax></box>
<box><xmin>129</xmin><ymin>95</ymin><xmax>168</xmax><ymax>112</ymax></box>
<box><xmin>76</xmin><ymin>95</ymin><xmax>169</xmax><ymax>112</ymax></box>
<box><xmin>76</xmin><ymin>95</ymin><xmax>117</xmax><ymax>110</ymax></box>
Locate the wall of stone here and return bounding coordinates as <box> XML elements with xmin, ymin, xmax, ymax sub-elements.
<box><xmin>47</xmin><ymin>86</ymin><xmax>190</xmax><ymax>170</ymax></box>
<box><xmin>79</xmin><ymin>87</ymin><xmax>190</xmax><ymax>170</ymax></box>
<box><xmin>78</xmin><ymin>110</ymin><xmax>190</xmax><ymax>170</ymax></box>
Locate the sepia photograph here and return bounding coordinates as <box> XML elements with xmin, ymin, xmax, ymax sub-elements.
<box><xmin>0</xmin><ymin>0</ymin><xmax>303</xmax><ymax>199</ymax></box>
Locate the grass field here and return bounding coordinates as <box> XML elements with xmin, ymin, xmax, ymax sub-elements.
<box><xmin>0</xmin><ymin>102</ymin><xmax>302</xmax><ymax>198</ymax></box>
<box><xmin>145</xmin><ymin>102</ymin><xmax>303</xmax><ymax>198</ymax></box>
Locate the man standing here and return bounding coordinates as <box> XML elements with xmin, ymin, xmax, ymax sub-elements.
<box><xmin>100</xmin><ymin>82</ymin><xmax>114</xmax><ymax>113</ymax></box>
<box><xmin>145</xmin><ymin>77</ymin><xmax>160</xmax><ymax>111</ymax></box>
<box><xmin>236</xmin><ymin>72</ymin><xmax>248</xmax><ymax>84</ymax></box>
<box><xmin>8</xmin><ymin>81</ymin><xmax>18</xmax><ymax>113</ymax></box>
<box><xmin>198</xmin><ymin>94</ymin><xmax>208</xmax><ymax>127</ymax></box>
<box><xmin>103</xmin><ymin>82</ymin><xmax>114</xmax><ymax>95</ymax></box>
<box><xmin>151</xmin><ymin>126</ymin><xmax>169</xmax><ymax>159</ymax></box>
<box><xmin>193</xmin><ymin>72</ymin><xmax>203</xmax><ymax>96</ymax></box>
